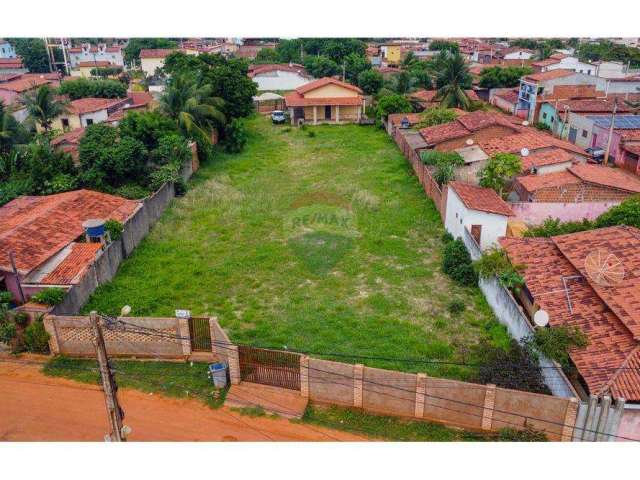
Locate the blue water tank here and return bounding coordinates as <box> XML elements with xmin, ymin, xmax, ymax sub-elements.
<box><xmin>82</xmin><ymin>219</ymin><xmax>106</xmax><ymax>238</ymax></box>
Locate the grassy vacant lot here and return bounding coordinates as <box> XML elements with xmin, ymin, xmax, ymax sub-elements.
<box><xmin>84</xmin><ymin>115</ymin><xmax>509</xmax><ymax>380</ymax></box>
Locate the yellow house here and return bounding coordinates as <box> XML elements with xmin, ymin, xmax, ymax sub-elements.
<box><xmin>45</xmin><ymin>97</ymin><xmax>128</xmax><ymax>133</ymax></box>
<box><xmin>381</xmin><ymin>44</ymin><xmax>402</xmax><ymax>65</ymax></box>
<box><xmin>284</xmin><ymin>77</ymin><xmax>364</xmax><ymax>125</ymax></box>
<box><xmin>139</xmin><ymin>49</ymin><xmax>178</xmax><ymax>77</ymax></box>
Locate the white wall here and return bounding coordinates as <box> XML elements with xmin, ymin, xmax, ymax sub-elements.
<box><xmin>444</xmin><ymin>188</ymin><xmax>508</xmax><ymax>250</ymax></box>
<box><xmin>80</xmin><ymin>109</ymin><xmax>108</xmax><ymax>127</ymax></box>
<box><xmin>536</xmin><ymin>161</ymin><xmax>574</xmax><ymax>175</ymax></box>
<box><xmin>547</xmin><ymin>57</ymin><xmax>596</xmax><ymax>75</ymax></box>
<box><xmin>503</xmin><ymin>51</ymin><xmax>533</xmax><ymax>60</ymax></box>
<box><xmin>141</xmin><ymin>57</ymin><xmax>165</xmax><ymax>77</ymax></box>
<box><xmin>253</xmin><ymin>71</ymin><xmax>313</xmax><ymax>91</ymax></box>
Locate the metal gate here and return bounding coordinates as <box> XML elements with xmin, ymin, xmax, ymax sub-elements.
<box><xmin>238</xmin><ymin>346</ymin><xmax>301</xmax><ymax>390</ymax></box>
<box><xmin>188</xmin><ymin>317</ymin><xmax>212</xmax><ymax>352</ymax></box>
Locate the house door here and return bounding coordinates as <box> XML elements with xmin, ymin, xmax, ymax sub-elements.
<box><xmin>568</xmin><ymin>127</ymin><xmax>577</xmax><ymax>144</ymax></box>
<box><xmin>471</xmin><ymin>225</ymin><xmax>482</xmax><ymax>246</ymax></box>
<box><xmin>324</xmin><ymin>105</ymin><xmax>332</xmax><ymax>120</ymax></box>
<box><xmin>591</xmin><ymin>134</ymin><xmax>598</xmax><ymax>148</ymax></box>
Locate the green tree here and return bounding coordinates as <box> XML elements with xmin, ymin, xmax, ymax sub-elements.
<box><xmin>595</xmin><ymin>195</ymin><xmax>640</xmax><ymax>229</ymax></box>
<box><xmin>375</xmin><ymin>94</ymin><xmax>412</xmax><ymax>118</ymax></box>
<box><xmin>478</xmin><ymin>153</ymin><xmax>522</xmax><ymax>198</ymax></box>
<box><xmin>0</xmin><ymin>101</ymin><xmax>29</xmax><ymax>155</ymax></box>
<box><xmin>254</xmin><ymin>48</ymin><xmax>280</xmax><ymax>64</ymax></box>
<box><xmin>343</xmin><ymin>53</ymin><xmax>370</xmax><ymax>83</ymax></box>
<box><xmin>22</xmin><ymin>85</ymin><xmax>68</xmax><ymax>132</ymax></box>
<box><xmin>420</xmin><ymin>150</ymin><xmax>464</xmax><ymax>186</ymax></box>
<box><xmin>118</xmin><ymin>110</ymin><xmax>179</xmax><ymax>151</ymax></box>
<box><xmin>8</xmin><ymin>38</ymin><xmax>50</xmax><ymax>73</ymax></box>
<box><xmin>57</xmin><ymin>78</ymin><xmax>127</xmax><ymax>100</ymax></box>
<box><xmin>434</xmin><ymin>52</ymin><xmax>472</xmax><ymax>110</ymax></box>
<box><xmin>479</xmin><ymin>66</ymin><xmax>533</xmax><ymax>89</ymax></box>
<box><xmin>429</xmin><ymin>40</ymin><xmax>460</xmax><ymax>53</ymax></box>
<box><xmin>160</xmin><ymin>74</ymin><xmax>226</xmax><ymax>144</ymax></box>
<box><xmin>274</xmin><ymin>39</ymin><xmax>304</xmax><ymax>63</ymax></box>
<box><xmin>304</xmin><ymin>55</ymin><xmax>339</xmax><ymax>78</ymax></box>
<box><xmin>415</xmin><ymin>108</ymin><xmax>459</xmax><ymax>129</ymax></box>
<box><xmin>357</xmin><ymin>69</ymin><xmax>383</xmax><ymax>95</ymax></box>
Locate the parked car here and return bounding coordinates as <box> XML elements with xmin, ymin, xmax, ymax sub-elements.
<box><xmin>271</xmin><ymin>110</ymin><xmax>287</xmax><ymax>124</ymax></box>
<box><xmin>586</xmin><ymin>147</ymin><xmax>605</xmax><ymax>163</ymax></box>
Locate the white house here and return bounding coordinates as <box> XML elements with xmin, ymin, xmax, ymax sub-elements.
<box><xmin>67</xmin><ymin>43</ymin><xmax>124</xmax><ymax>68</ymax></box>
<box><xmin>445</xmin><ymin>181</ymin><xmax>514</xmax><ymax>251</ymax></box>
<box><xmin>0</xmin><ymin>40</ymin><xmax>17</xmax><ymax>59</ymax></box>
<box><xmin>248</xmin><ymin>64</ymin><xmax>313</xmax><ymax>91</ymax></box>
<box><xmin>533</xmin><ymin>54</ymin><xmax>596</xmax><ymax>75</ymax></box>
<box><xmin>500</xmin><ymin>48</ymin><xmax>534</xmax><ymax>60</ymax></box>
<box><xmin>139</xmin><ymin>49</ymin><xmax>177</xmax><ymax>77</ymax></box>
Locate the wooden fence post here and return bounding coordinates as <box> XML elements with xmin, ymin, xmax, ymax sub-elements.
<box><xmin>353</xmin><ymin>364</ymin><xmax>364</xmax><ymax>408</ymax></box>
<box><xmin>481</xmin><ymin>384</ymin><xmax>497</xmax><ymax>431</ymax></box>
<box><xmin>177</xmin><ymin>318</ymin><xmax>191</xmax><ymax>357</ymax></box>
<box><xmin>561</xmin><ymin>397</ymin><xmax>579</xmax><ymax>442</ymax></box>
<box><xmin>300</xmin><ymin>355</ymin><xmax>310</xmax><ymax>398</ymax></box>
<box><xmin>227</xmin><ymin>345</ymin><xmax>241</xmax><ymax>385</ymax></box>
<box><xmin>42</xmin><ymin>315</ymin><xmax>59</xmax><ymax>355</ymax></box>
<box><xmin>415</xmin><ymin>373</ymin><xmax>427</xmax><ymax>418</ymax></box>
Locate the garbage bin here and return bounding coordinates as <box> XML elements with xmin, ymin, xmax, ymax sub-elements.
<box><xmin>208</xmin><ymin>362</ymin><xmax>228</xmax><ymax>389</ymax></box>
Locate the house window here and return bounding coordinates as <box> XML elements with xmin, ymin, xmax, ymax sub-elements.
<box><xmin>582</xmin><ymin>130</ymin><xmax>588</xmax><ymax>138</ymax></box>
<box><xmin>542</xmin><ymin>112</ymin><xmax>547</xmax><ymax>120</ymax></box>
<box><xmin>61</xmin><ymin>118</ymin><xmax>70</xmax><ymax>129</ymax></box>
<box><xmin>85</xmin><ymin>118</ymin><xmax>94</xmax><ymax>126</ymax></box>
<box><xmin>550</xmin><ymin>116</ymin><xmax>555</xmax><ymax>123</ymax></box>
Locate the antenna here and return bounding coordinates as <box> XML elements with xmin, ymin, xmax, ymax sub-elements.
<box><xmin>520</xmin><ymin>147</ymin><xmax>530</xmax><ymax>157</ymax></box>
<box><xmin>584</xmin><ymin>249</ymin><xmax>625</xmax><ymax>287</ymax></box>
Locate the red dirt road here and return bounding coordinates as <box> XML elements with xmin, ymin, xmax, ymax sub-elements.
<box><xmin>0</xmin><ymin>362</ymin><xmax>364</xmax><ymax>441</ymax></box>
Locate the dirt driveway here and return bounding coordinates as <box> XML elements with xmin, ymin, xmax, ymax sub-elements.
<box><xmin>0</xmin><ymin>361</ymin><xmax>364</xmax><ymax>441</ymax></box>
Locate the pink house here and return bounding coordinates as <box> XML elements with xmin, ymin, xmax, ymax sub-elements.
<box><xmin>0</xmin><ymin>76</ymin><xmax>50</xmax><ymax>107</ymax></box>
<box><xmin>590</xmin><ymin>116</ymin><xmax>640</xmax><ymax>171</ymax></box>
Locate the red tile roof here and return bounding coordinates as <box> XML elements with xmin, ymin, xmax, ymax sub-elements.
<box><xmin>479</xmin><ymin>130</ymin><xmax>586</xmax><ymax>157</ymax></box>
<box><xmin>387</xmin><ymin>112</ymin><xmax>422</xmax><ymax>127</ymax></box>
<box><xmin>524</xmin><ymin>69</ymin><xmax>576</xmax><ymax>82</ymax></box>
<box><xmin>410</xmin><ymin>89</ymin><xmax>479</xmax><ymax>105</ymax></box>
<box><xmin>521</xmin><ymin>148</ymin><xmax>575</xmax><ymax>171</ymax></box>
<box><xmin>531</xmin><ymin>58</ymin><xmax>561</xmax><ymax>68</ymax></box>
<box><xmin>68</xmin><ymin>45</ymin><xmax>122</xmax><ymax>53</ymax></box>
<box><xmin>42</xmin><ymin>242</ymin><xmax>102</xmax><ymax>285</ymax></box>
<box><xmin>295</xmin><ymin>77</ymin><xmax>362</xmax><ymax>95</ymax></box>
<box><xmin>569</xmin><ymin>164</ymin><xmax>640</xmax><ymax>193</ymax></box>
<box><xmin>0</xmin><ymin>58</ymin><xmax>24</xmax><ymax>68</ymax></box>
<box><xmin>51</xmin><ymin>127</ymin><xmax>85</xmax><ymax>147</ymax></box>
<box><xmin>0</xmin><ymin>190</ymin><xmax>140</xmax><ymax>274</ymax></box>
<box><xmin>501</xmin><ymin>226</ymin><xmax>640</xmax><ymax>400</ymax></box>
<box><xmin>0</xmin><ymin>76</ymin><xmax>50</xmax><ymax>93</ymax></box>
<box><xmin>139</xmin><ymin>49</ymin><xmax>177</xmax><ymax>59</ymax></box>
<box><xmin>449</xmin><ymin>181</ymin><xmax>514</xmax><ymax>216</ymax></box>
<box><xmin>494</xmin><ymin>89</ymin><xmax>519</xmax><ymax>104</ymax></box>
<box><xmin>284</xmin><ymin>77</ymin><xmax>363</xmax><ymax>107</ymax></box>
<box><xmin>419</xmin><ymin>111</ymin><xmax>520</xmax><ymax>145</ymax></box>
<box><xmin>0</xmin><ymin>73</ymin><xmax>22</xmax><ymax>83</ymax></box>
<box><xmin>516</xmin><ymin>164</ymin><xmax>640</xmax><ymax>194</ymax></box>
<box><xmin>67</xmin><ymin>97</ymin><xmax>123</xmax><ymax>115</ymax></box>
<box><xmin>623</xmin><ymin>143</ymin><xmax>640</xmax><ymax>155</ymax></box>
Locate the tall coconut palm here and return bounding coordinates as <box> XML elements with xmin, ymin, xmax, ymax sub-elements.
<box><xmin>435</xmin><ymin>51</ymin><xmax>472</xmax><ymax>110</ymax></box>
<box><xmin>160</xmin><ymin>74</ymin><xmax>226</xmax><ymax>144</ymax></box>
<box><xmin>22</xmin><ymin>85</ymin><xmax>68</xmax><ymax>133</ymax></box>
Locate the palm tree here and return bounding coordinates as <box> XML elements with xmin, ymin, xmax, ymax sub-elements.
<box><xmin>22</xmin><ymin>85</ymin><xmax>68</xmax><ymax>133</ymax></box>
<box><xmin>160</xmin><ymin>75</ymin><xmax>226</xmax><ymax>144</ymax></box>
<box><xmin>0</xmin><ymin>101</ymin><xmax>24</xmax><ymax>154</ymax></box>
<box><xmin>435</xmin><ymin>51</ymin><xmax>472</xmax><ymax>110</ymax></box>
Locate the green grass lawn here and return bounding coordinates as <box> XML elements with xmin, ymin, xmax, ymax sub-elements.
<box><xmin>83</xmin><ymin>115</ymin><xmax>509</xmax><ymax>380</ymax></box>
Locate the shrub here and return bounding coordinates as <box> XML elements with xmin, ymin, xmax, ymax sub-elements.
<box><xmin>31</xmin><ymin>287</ymin><xmax>66</xmax><ymax>306</ymax></box>
<box><xmin>149</xmin><ymin>163</ymin><xmax>181</xmax><ymax>191</ymax></box>
<box><xmin>420</xmin><ymin>150</ymin><xmax>464</xmax><ymax>186</ymax></box>
<box><xmin>498</xmin><ymin>426</ymin><xmax>547</xmax><ymax>442</ymax></box>
<box><xmin>441</xmin><ymin>231</ymin><xmax>454</xmax><ymax>244</ymax></box>
<box><xmin>115</xmin><ymin>184</ymin><xmax>150</xmax><ymax>199</ymax></box>
<box><xmin>222</xmin><ymin>119</ymin><xmax>248</xmax><ymax>154</ymax></box>
<box><xmin>105</xmin><ymin>219</ymin><xmax>124</xmax><ymax>241</ymax></box>
<box><xmin>478</xmin><ymin>152</ymin><xmax>522</xmax><ymax>198</ymax></box>
<box><xmin>442</xmin><ymin>238</ymin><xmax>477</xmax><ymax>286</ymax></box>
<box><xmin>473</xmin><ymin>248</ymin><xmax>525</xmax><ymax>291</ymax></box>
<box><xmin>13</xmin><ymin>311</ymin><xmax>30</xmax><ymax>327</ymax></box>
<box><xmin>415</xmin><ymin>108</ymin><xmax>459</xmax><ymax>129</ymax></box>
<box><xmin>23</xmin><ymin>317</ymin><xmax>50</xmax><ymax>353</ymax></box>
<box><xmin>534</xmin><ymin>122</ymin><xmax>551</xmax><ymax>132</ymax></box>
<box><xmin>57</xmin><ymin>78</ymin><xmax>127</xmax><ymax>100</ymax></box>
<box><xmin>447</xmin><ymin>299</ymin><xmax>466</xmax><ymax>315</ymax></box>
<box><xmin>0</xmin><ymin>320</ymin><xmax>17</xmax><ymax>344</ymax></box>
<box><xmin>524</xmin><ymin>326</ymin><xmax>589</xmax><ymax>369</ymax></box>
<box><xmin>0</xmin><ymin>291</ymin><xmax>12</xmax><ymax>306</ymax></box>
<box><xmin>174</xmin><ymin>178</ymin><xmax>187</xmax><ymax>196</ymax></box>
<box><xmin>307</xmin><ymin>131</ymin><xmax>316</xmax><ymax>138</ymax></box>
<box><xmin>475</xmin><ymin>339</ymin><xmax>548</xmax><ymax>394</ymax></box>
<box><xmin>151</xmin><ymin>134</ymin><xmax>191</xmax><ymax>167</ymax></box>
<box><xmin>376</xmin><ymin>94</ymin><xmax>412</xmax><ymax>119</ymax></box>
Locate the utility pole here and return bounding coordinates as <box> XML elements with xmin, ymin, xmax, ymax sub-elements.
<box><xmin>90</xmin><ymin>311</ymin><xmax>126</xmax><ymax>442</ymax></box>
<box><xmin>603</xmin><ymin>98</ymin><xmax>618</xmax><ymax>167</ymax></box>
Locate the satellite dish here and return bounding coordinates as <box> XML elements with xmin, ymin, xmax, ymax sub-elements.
<box><xmin>522</xmin><ymin>120</ymin><xmax>530</xmax><ymax>126</ymax></box>
<box><xmin>466</xmin><ymin>138</ymin><xmax>474</xmax><ymax>146</ymax></box>
<box><xmin>534</xmin><ymin>309</ymin><xmax>549</xmax><ymax>327</ymax></box>
<box><xmin>120</xmin><ymin>305</ymin><xmax>131</xmax><ymax>316</ymax></box>
<box><xmin>520</xmin><ymin>147</ymin><xmax>530</xmax><ymax>157</ymax></box>
<box><xmin>585</xmin><ymin>249</ymin><xmax>625</xmax><ymax>287</ymax></box>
